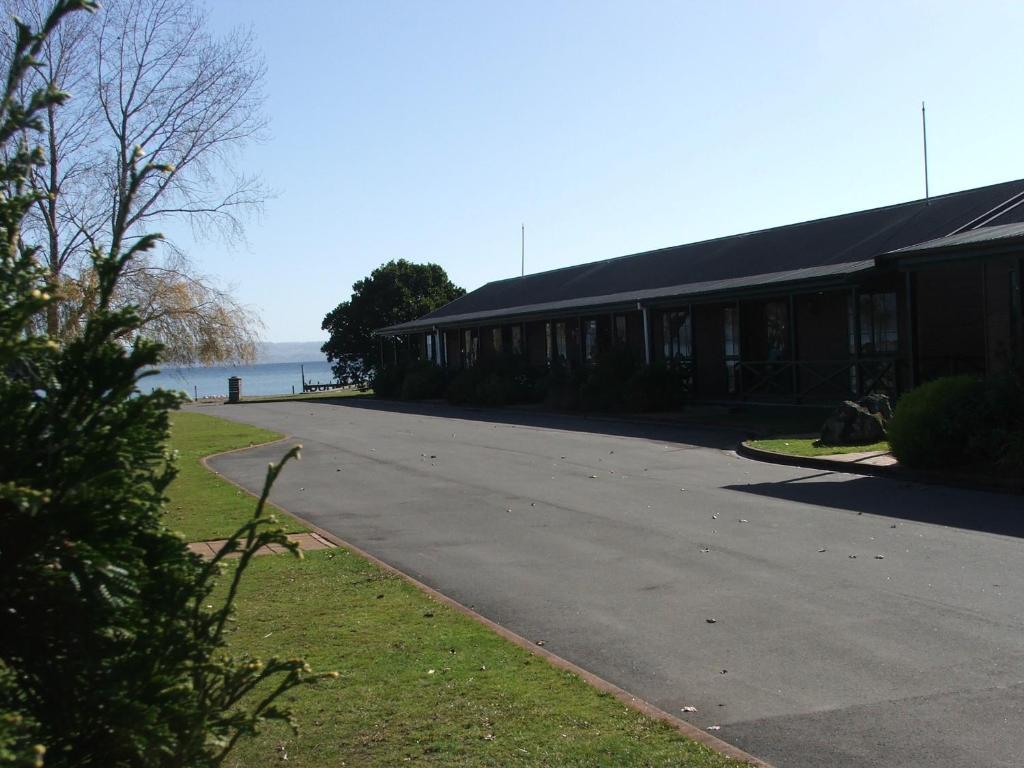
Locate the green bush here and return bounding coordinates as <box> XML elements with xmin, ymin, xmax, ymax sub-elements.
<box><xmin>0</xmin><ymin>8</ymin><xmax>326</xmax><ymax>764</ymax></box>
<box><xmin>475</xmin><ymin>372</ymin><xmax>517</xmax><ymax>406</ymax></box>
<box><xmin>446</xmin><ymin>367</ymin><xmax>483</xmax><ymax>405</ymax></box>
<box><xmin>399</xmin><ymin>360</ymin><xmax>446</xmax><ymax>400</ymax></box>
<box><xmin>370</xmin><ymin>363</ymin><xmax>406</xmax><ymax>398</ymax></box>
<box><xmin>887</xmin><ymin>375</ymin><xmax>987</xmax><ymax>469</ymax></box>
<box><xmin>623</xmin><ymin>361</ymin><xmax>689</xmax><ymax>412</ymax></box>
<box><xmin>445</xmin><ymin>355</ymin><xmax>541</xmax><ymax>406</ymax></box>
<box><xmin>976</xmin><ymin>369</ymin><xmax>1024</xmax><ymax>473</ymax></box>
<box><xmin>541</xmin><ymin>362</ymin><xmax>583</xmax><ymax>410</ymax></box>
<box><xmin>579</xmin><ymin>345</ymin><xmax>638</xmax><ymax>412</ymax></box>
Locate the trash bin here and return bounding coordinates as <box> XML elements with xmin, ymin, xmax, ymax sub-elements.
<box><xmin>228</xmin><ymin>376</ymin><xmax>241</xmax><ymax>403</ymax></box>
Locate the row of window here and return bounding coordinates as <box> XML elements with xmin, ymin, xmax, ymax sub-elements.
<box><xmin>449</xmin><ymin>292</ymin><xmax>899</xmax><ymax>367</ymax></box>
<box><xmin>545</xmin><ymin>316</ymin><xmax>629</xmax><ymax>365</ymax></box>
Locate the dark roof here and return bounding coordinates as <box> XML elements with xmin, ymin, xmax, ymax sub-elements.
<box><xmin>381</xmin><ymin>179</ymin><xmax>1024</xmax><ymax>333</ymax></box>
<box><xmin>884</xmin><ymin>221</ymin><xmax>1024</xmax><ymax>258</ymax></box>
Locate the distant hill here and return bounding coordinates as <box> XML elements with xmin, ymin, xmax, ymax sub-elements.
<box><xmin>256</xmin><ymin>341</ymin><xmax>328</xmax><ymax>364</ymax></box>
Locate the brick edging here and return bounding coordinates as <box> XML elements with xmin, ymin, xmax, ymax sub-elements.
<box><xmin>202</xmin><ymin>437</ymin><xmax>775</xmax><ymax>768</ymax></box>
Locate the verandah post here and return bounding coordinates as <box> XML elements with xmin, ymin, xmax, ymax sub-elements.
<box><xmin>904</xmin><ymin>271</ymin><xmax>917</xmax><ymax>392</ymax></box>
<box><xmin>640</xmin><ymin>303</ymin><xmax>652</xmax><ymax>365</ymax></box>
<box><xmin>789</xmin><ymin>294</ymin><xmax>799</xmax><ymax>401</ymax></box>
<box><xmin>851</xmin><ymin>287</ymin><xmax>861</xmax><ymax>396</ymax></box>
<box><xmin>735</xmin><ymin>299</ymin><xmax>743</xmax><ymax>399</ymax></box>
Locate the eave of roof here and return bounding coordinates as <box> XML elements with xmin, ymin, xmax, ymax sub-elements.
<box><xmin>376</xmin><ymin>259</ymin><xmax>875</xmax><ymax>335</ymax></box>
<box><xmin>882</xmin><ymin>221</ymin><xmax>1024</xmax><ymax>260</ymax></box>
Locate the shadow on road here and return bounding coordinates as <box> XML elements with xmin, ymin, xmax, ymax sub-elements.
<box><xmin>273</xmin><ymin>396</ymin><xmax>744</xmax><ymax>451</ymax></box>
<box><xmin>725</xmin><ymin>475</ymin><xmax>1024</xmax><ymax>538</ymax></box>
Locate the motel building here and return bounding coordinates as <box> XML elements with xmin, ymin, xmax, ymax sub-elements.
<box><xmin>377</xmin><ymin>179</ymin><xmax>1024</xmax><ymax>403</ymax></box>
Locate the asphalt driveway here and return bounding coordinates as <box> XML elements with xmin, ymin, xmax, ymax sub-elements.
<box><xmin>199</xmin><ymin>399</ymin><xmax>1024</xmax><ymax>768</ymax></box>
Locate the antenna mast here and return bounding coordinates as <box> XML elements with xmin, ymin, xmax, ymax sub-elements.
<box><xmin>921</xmin><ymin>101</ymin><xmax>930</xmax><ymax>203</ymax></box>
<box><xmin>521</xmin><ymin>223</ymin><xmax>525</xmax><ymax>276</ymax></box>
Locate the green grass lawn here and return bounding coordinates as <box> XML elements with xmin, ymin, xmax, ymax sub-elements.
<box><xmin>170</xmin><ymin>411</ymin><xmax>745</xmax><ymax>768</ymax></box>
<box><xmin>166</xmin><ymin>411</ymin><xmax>308</xmax><ymax>541</ymax></box>
<box><xmin>747</xmin><ymin>437</ymin><xmax>890</xmax><ymax>457</ymax></box>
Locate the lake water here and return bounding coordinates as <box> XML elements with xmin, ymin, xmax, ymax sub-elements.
<box><xmin>139</xmin><ymin>360</ymin><xmax>337</xmax><ymax>399</ymax></box>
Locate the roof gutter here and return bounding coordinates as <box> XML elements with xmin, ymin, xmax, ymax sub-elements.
<box><xmin>373</xmin><ymin>269</ymin><xmax>872</xmax><ymax>336</ymax></box>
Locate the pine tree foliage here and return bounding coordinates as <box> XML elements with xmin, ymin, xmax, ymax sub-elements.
<box><xmin>0</xmin><ymin>4</ymin><xmax>331</xmax><ymax>766</ymax></box>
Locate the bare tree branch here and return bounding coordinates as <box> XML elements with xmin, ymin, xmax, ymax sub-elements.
<box><xmin>1</xmin><ymin>0</ymin><xmax>269</xmax><ymax>362</ymax></box>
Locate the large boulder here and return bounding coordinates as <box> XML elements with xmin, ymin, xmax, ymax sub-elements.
<box><xmin>820</xmin><ymin>400</ymin><xmax>887</xmax><ymax>445</ymax></box>
<box><xmin>858</xmin><ymin>392</ymin><xmax>893</xmax><ymax>423</ymax></box>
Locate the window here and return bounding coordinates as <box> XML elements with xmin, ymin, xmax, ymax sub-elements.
<box><xmin>858</xmin><ymin>292</ymin><xmax>898</xmax><ymax>354</ymax></box>
<box><xmin>425</xmin><ymin>333</ymin><xmax>434</xmax><ymax>362</ymax></box>
<box><xmin>724</xmin><ymin>308</ymin><xmax>739</xmax><ymax>358</ymax></box>
<box><xmin>545</xmin><ymin>322</ymin><xmax>553</xmax><ymax>362</ymax></box>
<box><xmin>492</xmin><ymin>327</ymin><xmax>502</xmax><ymax>353</ymax></box>
<box><xmin>614</xmin><ymin>314</ymin><xmax>628</xmax><ymax>344</ymax></box>
<box><xmin>583</xmin><ymin>319</ymin><xmax>599</xmax><ymax>362</ymax></box>
<box><xmin>511</xmin><ymin>325</ymin><xmax>523</xmax><ymax>355</ymax></box>
<box><xmin>555</xmin><ymin>321</ymin><xmax>568</xmax><ymax>362</ymax></box>
<box><xmin>662</xmin><ymin>310</ymin><xmax>692</xmax><ymax>360</ymax></box>
<box><xmin>462</xmin><ymin>329</ymin><xmax>478</xmax><ymax>368</ymax></box>
<box><xmin>724</xmin><ymin>308</ymin><xmax>740</xmax><ymax>393</ymax></box>
<box><xmin>765</xmin><ymin>301</ymin><xmax>788</xmax><ymax>360</ymax></box>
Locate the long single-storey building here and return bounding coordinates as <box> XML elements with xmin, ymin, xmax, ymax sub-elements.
<box><xmin>377</xmin><ymin>179</ymin><xmax>1024</xmax><ymax>402</ymax></box>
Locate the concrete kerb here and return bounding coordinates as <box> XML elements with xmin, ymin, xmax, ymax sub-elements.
<box><xmin>735</xmin><ymin>441</ymin><xmax>895</xmax><ymax>479</ymax></box>
<box><xmin>199</xmin><ymin>434</ymin><xmax>775</xmax><ymax>768</ymax></box>
<box><xmin>736</xmin><ymin>440</ymin><xmax>1024</xmax><ymax>495</ymax></box>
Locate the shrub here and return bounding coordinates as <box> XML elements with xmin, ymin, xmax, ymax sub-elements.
<box><xmin>541</xmin><ymin>362</ymin><xmax>582</xmax><ymax>410</ymax></box>
<box><xmin>976</xmin><ymin>370</ymin><xmax>1024</xmax><ymax>473</ymax></box>
<box><xmin>887</xmin><ymin>375</ymin><xmax>987</xmax><ymax>469</ymax></box>
<box><xmin>579</xmin><ymin>345</ymin><xmax>638</xmax><ymax>412</ymax></box>
<box><xmin>399</xmin><ymin>360</ymin><xmax>446</xmax><ymax>400</ymax></box>
<box><xmin>623</xmin><ymin>361</ymin><xmax>689</xmax><ymax>412</ymax></box>
<box><xmin>445</xmin><ymin>355</ymin><xmax>541</xmax><ymax>406</ymax></box>
<box><xmin>0</xmin><ymin>8</ymin><xmax>328</xmax><ymax>764</ymax></box>
<box><xmin>370</xmin><ymin>363</ymin><xmax>406</xmax><ymax>398</ymax></box>
<box><xmin>446</xmin><ymin>367</ymin><xmax>483</xmax><ymax>405</ymax></box>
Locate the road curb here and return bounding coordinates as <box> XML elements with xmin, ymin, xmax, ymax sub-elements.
<box><xmin>734</xmin><ymin>441</ymin><xmax>895</xmax><ymax>478</ymax></box>
<box><xmin>736</xmin><ymin>441</ymin><xmax>1023</xmax><ymax>495</ymax></box>
<box><xmin>202</xmin><ymin>436</ymin><xmax>775</xmax><ymax>768</ymax></box>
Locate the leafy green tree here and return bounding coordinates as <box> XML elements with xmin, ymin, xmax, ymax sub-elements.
<box><xmin>321</xmin><ymin>259</ymin><xmax>464</xmax><ymax>386</ymax></box>
<box><xmin>0</xmin><ymin>4</ymin><xmax>330</xmax><ymax>766</ymax></box>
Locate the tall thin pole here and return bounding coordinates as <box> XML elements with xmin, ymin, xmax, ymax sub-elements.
<box><xmin>921</xmin><ymin>101</ymin><xmax>930</xmax><ymax>203</ymax></box>
<box><xmin>521</xmin><ymin>223</ymin><xmax>525</xmax><ymax>276</ymax></box>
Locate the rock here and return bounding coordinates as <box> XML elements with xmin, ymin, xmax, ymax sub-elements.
<box><xmin>858</xmin><ymin>393</ymin><xmax>893</xmax><ymax>423</ymax></box>
<box><xmin>820</xmin><ymin>400</ymin><xmax>886</xmax><ymax>445</ymax></box>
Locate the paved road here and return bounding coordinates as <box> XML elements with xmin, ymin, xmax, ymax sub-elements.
<box><xmin>200</xmin><ymin>399</ymin><xmax>1024</xmax><ymax>768</ymax></box>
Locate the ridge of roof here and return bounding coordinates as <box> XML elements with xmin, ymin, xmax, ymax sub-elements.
<box><xmin>472</xmin><ymin>178</ymin><xmax>1024</xmax><ymax>291</ymax></box>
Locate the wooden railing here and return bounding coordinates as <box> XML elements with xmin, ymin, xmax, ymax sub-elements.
<box><xmin>732</xmin><ymin>357</ymin><xmax>902</xmax><ymax>401</ymax></box>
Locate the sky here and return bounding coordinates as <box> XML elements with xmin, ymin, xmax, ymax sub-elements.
<box><xmin>185</xmin><ymin>0</ymin><xmax>1024</xmax><ymax>342</ymax></box>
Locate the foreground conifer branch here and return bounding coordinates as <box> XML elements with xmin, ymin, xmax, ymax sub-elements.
<box><xmin>0</xmin><ymin>4</ymin><xmax>331</xmax><ymax>766</ymax></box>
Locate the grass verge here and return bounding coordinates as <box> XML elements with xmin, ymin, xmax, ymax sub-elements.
<box><xmin>167</xmin><ymin>411</ymin><xmax>308</xmax><ymax>541</ymax></box>
<box><xmin>747</xmin><ymin>437</ymin><xmax>890</xmax><ymax>457</ymax></box>
<box><xmin>170</xmin><ymin>411</ymin><xmax>747</xmax><ymax>768</ymax></box>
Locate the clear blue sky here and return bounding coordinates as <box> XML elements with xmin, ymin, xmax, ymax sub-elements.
<box><xmin>191</xmin><ymin>0</ymin><xmax>1024</xmax><ymax>342</ymax></box>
